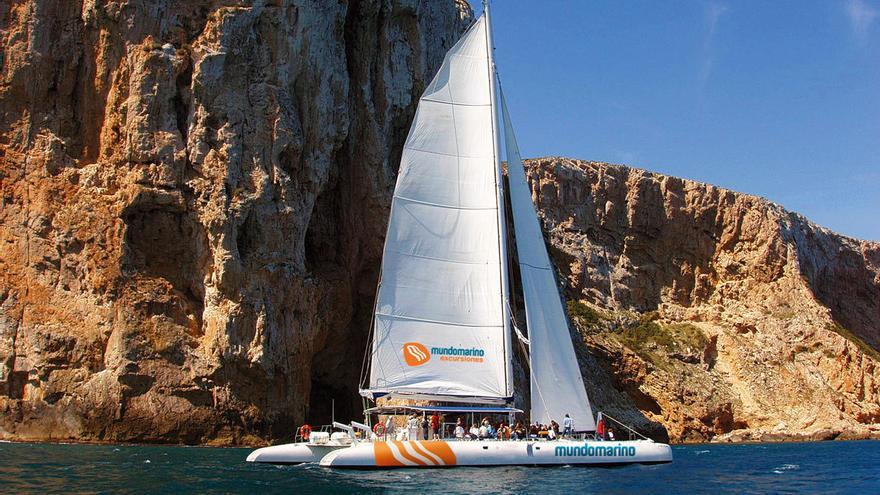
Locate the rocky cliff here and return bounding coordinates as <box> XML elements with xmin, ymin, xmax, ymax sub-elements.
<box><xmin>526</xmin><ymin>157</ymin><xmax>880</xmax><ymax>442</ymax></box>
<box><xmin>2</xmin><ymin>1</ymin><xmax>878</xmax><ymax>447</ymax></box>
<box><xmin>0</xmin><ymin>0</ymin><xmax>471</xmax><ymax>444</ymax></box>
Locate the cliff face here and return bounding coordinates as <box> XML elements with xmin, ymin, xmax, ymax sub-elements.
<box><xmin>2</xmin><ymin>2</ymin><xmax>878</xmax><ymax>448</ymax></box>
<box><xmin>526</xmin><ymin>157</ymin><xmax>880</xmax><ymax>443</ymax></box>
<box><xmin>0</xmin><ymin>0</ymin><xmax>471</xmax><ymax>444</ymax></box>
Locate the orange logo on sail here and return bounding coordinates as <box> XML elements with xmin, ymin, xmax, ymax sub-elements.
<box><xmin>403</xmin><ymin>342</ymin><xmax>430</xmax><ymax>366</ymax></box>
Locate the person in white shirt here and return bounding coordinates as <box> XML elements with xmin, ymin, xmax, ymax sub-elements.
<box><xmin>479</xmin><ymin>422</ymin><xmax>489</xmax><ymax>439</ymax></box>
<box><xmin>406</xmin><ymin>414</ymin><xmax>420</xmax><ymax>441</ymax></box>
<box><xmin>454</xmin><ymin>418</ymin><xmax>466</xmax><ymax>440</ymax></box>
<box><xmin>562</xmin><ymin>414</ymin><xmax>574</xmax><ymax>438</ymax></box>
<box><xmin>469</xmin><ymin>424</ymin><xmax>480</xmax><ymax>440</ymax></box>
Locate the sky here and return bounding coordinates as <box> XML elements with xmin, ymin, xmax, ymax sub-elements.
<box><xmin>472</xmin><ymin>1</ymin><xmax>880</xmax><ymax>241</ymax></box>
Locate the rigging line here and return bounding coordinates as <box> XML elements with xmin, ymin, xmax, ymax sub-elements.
<box><xmin>375</xmin><ymin>312</ymin><xmax>504</xmax><ymax>329</ymax></box>
<box><xmin>421</xmin><ymin>98</ymin><xmax>490</xmax><ymax>107</ymax></box>
<box><xmin>393</xmin><ymin>194</ymin><xmax>496</xmax><ymax>211</ymax></box>
<box><xmin>358</xmin><ymin>288</ymin><xmax>378</xmax><ymax>390</ymax></box>
<box><xmin>519</xmin><ymin>261</ymin><xmax>551</xmax><ymax>271</ymax></box>
<box><xmin>403</xmin><ymin>145</ymin><xmax>493</xmax><ymax>160</ymax></box>
<box><xmin>506</xmin><ymin>299</ymin><xmax>530</xmax><ymax>346</ymax></box>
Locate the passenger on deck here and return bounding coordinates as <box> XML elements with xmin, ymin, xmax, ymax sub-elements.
<box><xmin>550</xmin><ymin>420</ymin><xmax>560</xmax><ymax>437</ymax></box>
<box><xmin>512</xmin><ymin>422</ymin><xmax>525</xmax><ymax>440</ymax></box>
<box><xmin>547</xmin><ymin>425</ymin><xmax>557</xmax><ymax>440</ymax></box>
<box><xmin>421</xmin><ymin>416</ymin><xmax>429</xmax><ymax>440</ymax></box>
<box><xmin>469</xmin><ymin>423</ymin><xmax>480</xmax><ymax>440</ymax></box>
<box><xmin>529</xmin><ymin>423</ymin><xmax>539</xmax><ymax>438</ymax></box>
<box><xmin>384</xmin><ymin>416</ymin><xmax>394</xmax><ymax>440</ymax></box>
<box><xmin>406</xmin><ymin>414</ymin><xmax>419</xmax><ymax>441</ymax></box>
<box><xmin>562</xmin><ymin>414</ymin><xmax>574</xmax><ymax>438</ymax></box>
<box><xmin>497</xmin><ymin>422</ymin><xmax>510</xmax><ymax>440</ymax></box>
<box><xmin>454</xmin><ymin>418</ymin><xmax>466</xmax><ymax>439</ymax></box>
<box><xmin>430</xmin><ymin>412</ymin><xmax>441</xmax><ymax>440</ymax></box>
<box><xmin>538</xmin><ymin>424</ymin><xmax>549</xmax><ymax>439</ymax></box>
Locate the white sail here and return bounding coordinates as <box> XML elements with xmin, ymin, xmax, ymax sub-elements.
<box><xmin>501</xmin><ymin>92</ymin><xmax>596</xmax><ymax>429</ymax></box>
<box><xmin>362</xmin><ymin>16</ymin><xmax>512</xmax><ymax>402</ymax></box>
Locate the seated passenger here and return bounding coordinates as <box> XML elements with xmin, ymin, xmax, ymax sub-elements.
<box><xmin>498</xmin><ymin>423</ymin><xmax>510</xmax><ymax>440</ymax></box>
<box><xmin>469</xmin><ymin>423</ymin><xmax>480</xmax><ymax>440</ymax></box>
<box><xmin>514</xmin><ymin>422</ymin><xmax>526</xmax><ymax>440</ymax></box>
<box><xmin>538</xmin><ymin>425</ymin><xmax>549</xmax><ymax>438</ymax></box>
<box><xmin>454</xmin><ymin>418</ymin><xmax>466</xmax><ymax>440</ymax></box>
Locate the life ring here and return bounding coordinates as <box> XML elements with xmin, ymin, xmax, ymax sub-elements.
<box><xmin>373</xmin><ymin>423</ymin><xmax>387</xmax><ymax>436</ymax></box>
<box><xmin>299</xmin><ymin>424</ymin><xmax>312</xmax><ymax>441</ymax></box>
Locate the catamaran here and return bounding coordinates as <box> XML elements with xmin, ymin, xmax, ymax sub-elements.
<box><xmin>248</xmin><ymin>1</ymin><xmax>672</xmax><ymax>468</ymax></box>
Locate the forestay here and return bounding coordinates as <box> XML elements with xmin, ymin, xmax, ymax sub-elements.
<box><xmin>501</xmin><ymin>91</ymin><xmax>596</xmax><ymax>429</ymax></box>
<box><xmin>361</xmin><ymin>17</ymin><xmax>512</xmax><ymax>402</ymax></box>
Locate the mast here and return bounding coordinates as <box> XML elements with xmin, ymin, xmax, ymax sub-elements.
<box><xmin>483</xmin><ymin>0</ymin><xmax>514</xmax><ymax>400</ymax></box>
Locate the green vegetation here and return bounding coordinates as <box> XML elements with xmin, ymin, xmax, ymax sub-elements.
<box><xmin>773</xmin><ymin>308</ymin><xmax>797</xmax><ymax>321</ymax></box>
<box><xmin>827</xmin><ymin>322</ymin><xmax>880</xmax><ymax>362</ymax></box>
<box><xmin>566</xmin><ymin>299</ymin><xmax>708</xmax><ymax>366</ymax></box>
<box><xmin>616</xmin><ymin>319</ymin><xmax>707</xmax><ymax>356</ymax></box>
<box><xmin>566</xmin><ymin>300</ymin><xmax>607</xmax><ymax>329</ymax></box>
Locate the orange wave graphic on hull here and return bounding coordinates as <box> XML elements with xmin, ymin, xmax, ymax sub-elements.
<box><xmin>373</xmin><ymin>441</ymin><xmax>457</xmax><ymax>467</ymax></box>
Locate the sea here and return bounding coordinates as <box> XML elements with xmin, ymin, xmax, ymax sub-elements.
<box><xmin>0</xmin><ymin>440</ymin><xmax>877</xmax><ymax>494</ymax></box>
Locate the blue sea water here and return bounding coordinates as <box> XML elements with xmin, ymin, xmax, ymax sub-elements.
<box><xmin>0</xmin><ymin>440</ymin><xmax>877</xmax><ymax>494</ymax></box>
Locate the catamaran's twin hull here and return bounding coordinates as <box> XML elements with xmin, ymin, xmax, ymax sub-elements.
<box><xmin>246</xmin><ymin>442</ymin><xmax>349</xmax><ymax>464</ymax></box>
<box><xmin>319</xmin><ymin>440</ymin><xmax>672</xmax><ymax>468</ymax></box>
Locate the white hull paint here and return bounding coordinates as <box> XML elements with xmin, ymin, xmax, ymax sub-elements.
<box><xmin>319</xmin><ymin>439</ymin><xmax>672</xmax><ymax>468</ymax></box>
<box><xmin>246</xmin><ymin>442</ymin><xmax>350</xmax><ymax>464</ymax></box>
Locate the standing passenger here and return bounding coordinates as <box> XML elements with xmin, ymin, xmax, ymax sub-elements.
<box><xmin>407</xmin><ymin>414</ymin><xmax>420</xmax><ymax>441</ymax></box>
<box><xmin>430</xmin><ymin>412</ymin><xmax>441</xmax><ymax>440</ymax></box>
<box><xmin>421</xmin><ymin>415</ymin><xmax>429</xmax><ymax>440</ymax></box>
<box><xmin>562</xmin><ymin>414</ymin><xmax>574</xmax><ymax>438</ymax></box>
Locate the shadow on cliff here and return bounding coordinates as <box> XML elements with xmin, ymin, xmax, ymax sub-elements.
<box><xmin>782</xmin><ymin>214</ymin><xmax>880</xmax><ymax>350</ymax></box>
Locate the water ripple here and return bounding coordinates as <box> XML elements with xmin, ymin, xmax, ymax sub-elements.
<box><xmin>0</xmin><ymin>440</ymin><xmax>878</xmax><ymax>494</ymax></box>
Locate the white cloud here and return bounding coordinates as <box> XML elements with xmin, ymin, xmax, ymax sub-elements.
<box><xmin>846</xmin><ymin>0</ymin><xmax>878</xmax><ymax>43</ymax></box>
<box><xmin>698</xmin><ymin>2</ymin><xmax>729</xmax><ymax>92</ymax></box>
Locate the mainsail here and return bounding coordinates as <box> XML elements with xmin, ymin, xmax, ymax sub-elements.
<box><xmin>501</xmin><ymin>92</ymin><xmax>596</xmax><ymax>430</ymax></box>
<box><xmin>361</xmin><ymin>15</ymin><xmax>513</xmax><ymax>402</ymax></box>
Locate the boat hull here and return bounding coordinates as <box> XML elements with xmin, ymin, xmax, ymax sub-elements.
<box><xmin>319</xmin><ymin>439</ymin><xmax>672</xmax><ymax>468</ymax></box>
<box><xmin>246</xmin><ymin>442</ymin><xmax>350</xmax><ymax>464</ymax></box>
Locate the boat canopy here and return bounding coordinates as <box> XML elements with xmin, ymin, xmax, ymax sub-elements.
<box><xmin>365</xmin><ymin>405</ymin><xmax>523</xmax><ymax>415</ymax></box>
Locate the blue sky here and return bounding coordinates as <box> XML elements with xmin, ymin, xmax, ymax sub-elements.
<box><xmin>473</xmin><ymin>1</ymin><xmax>879</xmax><ymax>241</ymax></box>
